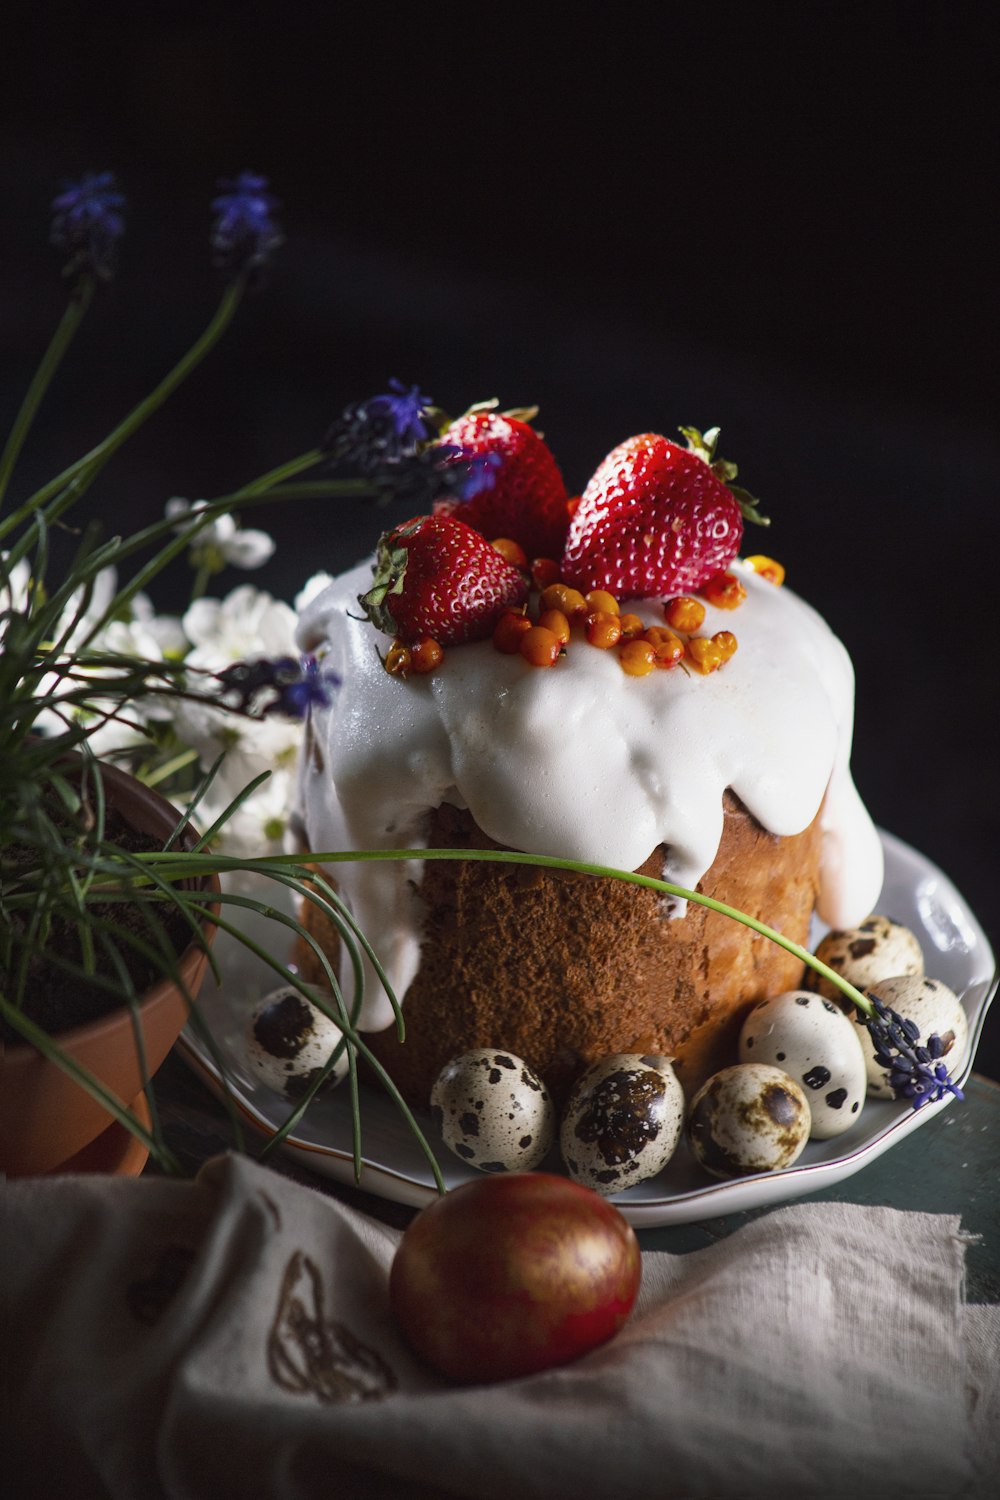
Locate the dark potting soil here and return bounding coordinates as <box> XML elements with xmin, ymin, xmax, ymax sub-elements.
<box><xmin>1</xmin><ymin>810</ymin><xmax>199</xmax><ymax>1041</ymax></box>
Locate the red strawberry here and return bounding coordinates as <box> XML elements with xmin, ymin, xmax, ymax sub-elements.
<box><xmin>358</xmin><ymin>515</ymin><xmax>528</xmax><ymax>646</ymax></box>
<box><xmin>434</xmin><ymin>409</ymin><xmax>570</xmax><ymax>560</ymax></box>
<box><xmin>561</xmin><ymin>427</ymin><xmax>768</xmax><ymax>599</ymax></box>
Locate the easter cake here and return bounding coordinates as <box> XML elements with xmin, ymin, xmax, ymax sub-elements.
<box><xmin>291</xmin><ymin>413</ymin><xmax>883</xmax><ymax>1106</ymax></box>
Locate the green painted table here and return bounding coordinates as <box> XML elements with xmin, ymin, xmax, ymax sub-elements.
<box><xmin>149</xmin><ymin>1055</ymin><xmax>1000</xmax><ymax>1303</ymax></box>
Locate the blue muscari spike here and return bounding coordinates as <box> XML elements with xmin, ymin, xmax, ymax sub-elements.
<box><xmin>50</xmin><ymin>171</ymin><xmax>126</xmax><ymax>282</ymax></box>
<box><xmin>214</xmin><ymin>654</ymin><xmax>339</xmax><ymax>720</ymax></box>
<box><xmin>210</xmin><ymin>172</ymin><xmax>283</xmax><ymax>283</ymax></box>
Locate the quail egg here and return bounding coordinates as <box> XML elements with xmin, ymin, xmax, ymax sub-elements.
<box><xmin>809</xmin><ymin>915</ymin><xmax>924</xmax><ymax>1002</ymax></box>
<box><xmin>739</xmin><ymin>990</ymin><xmax>867</xmax><ymax>1138</ymax></box>
<box><xmin>560</xmin><ymin>1054</ymin><xmax>685</xmax><ymax>1195</ymax></box>
<box><xmin>245</xmin><ymin>987</ymin><xmax>349</xmax><ymax>1099</ymax></box>
<box><xmin>859</xmin><ymin>974</ymin><xmax>968</xmax><ymax>1098</ymax></box>
<box><xmin>430</xmin><ymin>1050</ymin><xmax>556</xmax><ymax>1172</ymax></box>
<box><xmin>687</xmin><ymin>1064</ymin><xmax>811</xmax><ymax>1178</ymax></box>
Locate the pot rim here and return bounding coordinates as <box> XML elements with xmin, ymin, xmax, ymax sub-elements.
<box><xmin>2</xmin><ymin>756</ymin><xmax>221</xmax><ymax>1054</ymax></box>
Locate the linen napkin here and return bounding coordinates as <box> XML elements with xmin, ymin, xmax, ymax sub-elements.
<box><xmin>2</xmin><ymin>1153</ymin><xmax>995</xmax><ymax>1500</ymax></box>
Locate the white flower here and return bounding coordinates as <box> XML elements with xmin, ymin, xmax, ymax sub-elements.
<box><xmin>41</xmin><ymin>564</ymin><xmax>119</xmax><ymax>657</ymax></box>
<box><xmin>2</xmin><ymin>557</ymin><xmax>123</xmax><ymax>656</ymax></box>
<box><xmin>167</xmin><ymin>582</ymin><xmax>305</xmax><ymax>854</ymax></box>
<box><xmin>166</xmin><ymin>498</ymin><xmax>275</xmax><ymax>571</ymax></box>
<box><xmin>188</xmin><ymin>765</ymin><xmax>296</xmax><ymax>857</ymax></box>
<box><xmin>1</xmin><ymin>552</ymin><xmax>33</xmax><ymax>630</ymax></box>
<box><xmin>169</xmin><ymin>694</ymin><xmax>301</xmax><ymax>783</ymax></box>
<box><xmin>294</xmin><ymin>571</ymin><xmax>334</xmax><ymax>612</ymax></box>
<box><xmin>182</xmin><ymin>583</ymin><xmax>298</xmax><ymax>672</ymax></box>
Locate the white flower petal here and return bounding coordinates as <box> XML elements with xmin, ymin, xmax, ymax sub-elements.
<box><xmin>295</xmin><ymin>572</ymin><xmax>334</xmax><ymax>611</ymax></box>
<box><xmin>222</xmin><ymin>528</ymin><xmax>275</xmax><ymax>569</ymax></box>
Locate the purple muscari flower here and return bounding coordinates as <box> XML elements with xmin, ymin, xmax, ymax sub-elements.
<box><xmin>210</xmin><ymin>172</ymin><xmax>283</xmax><ymax>284</ymax></box>
<box><xmin>323</xmin><ymin>380</ymin><xmax>436</xmax><ymax>473</ymax></box>
<box><xmin>214</xmin><ymin>655</ymin><xmax>339</xmax><ymax>720</ymax></box>
<box><xmin>323</xmin><ymin>383</ymin><xmax>502</xmax><ymax>508</ymax></box>
<box><xmin>50</xmin><ymin>172</ymin><xmax>125</xmax><ymax>283</ymax></box>
<box><xmin>864</xmin><ymin>995</ymin><xmax>965</xmax><ymax>1110</ymax></box>
<box><xmin>370</xmin><ymin>442</ymin><xmax>501</xmax><ymax>510</ymax></box>
<box><xmin>436</xmin><ymin>446</ymin><xmax>503</xmax><ymax>502</ymax></box>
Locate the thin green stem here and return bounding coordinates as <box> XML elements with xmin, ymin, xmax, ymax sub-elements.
<box><xmin>0</xmin><ymin>995</ymin><xmax>182</xmax><ymax>1172</ymax></box>
<box><xmin>251</xmin><ymin>479</ymin><xmax>376</xmax><ymax>500</ymax></box>
<box><xmin>127</xmin><ymin>845</ymin><xmax>878</xmax><ymax>1019</ymax></box>
<box><xmin>230</xmin><ymin>448</ymin><xmax>325</xmax><ymax>497</ymax></box>
<box><xmin>190</xmin><ymin>562</ymin><xmax>214</xmax><ymax>600</ymax></box>
<box><xmin>0</xmin><ymin>279</ymin><xmax>95</xmax><ymax>510</ymax></box>
<box><xmin>18</xmin><ymin>278</ymin><xmax>246</xmax><ymax>515</ymax></box>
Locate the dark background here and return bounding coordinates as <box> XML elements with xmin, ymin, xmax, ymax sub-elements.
<box><xmin>3</xmin><ymin>5</ymin><xmax>997</xmax><ymax>1076</ymax></box>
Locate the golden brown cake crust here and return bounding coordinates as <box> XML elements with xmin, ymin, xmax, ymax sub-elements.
<box><xmin>296</xmin><ymin>792</ymin><xmax>823</xmax><ymax>1109</ymax></box>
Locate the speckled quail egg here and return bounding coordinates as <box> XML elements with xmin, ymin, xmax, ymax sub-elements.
<box><xmin>859</xmin><ymin>974</ymin><xmax>968</xmax><ymax>1099</ymax></box>
<box><xmin>559</xmin><ymin>1054</ymin><xmax>685</xmax><ymax>1195</ymax></box>
<box><xmin>687</xmin><ymin>1064</ymin><xmax>811</xmax><ymax>1178</ymax></box>
<box><xmin>809</xmin><ymin>915</ymin><xmax>924</xmax><ymax>1002</ymax></box>
<box><xmin>738</xmin><ymin>991</ymin><xmax>867</xmax><ymax>1138</ymax></box>
<box><xmin>430</xmin><ymin>1050</ymin><xmax>556</xmax><ymax>1172</ymax></box>
<box><xmin>245</xmin><ymin>987</ymin><xmax>349</xmax><ymax>1099</ymax></box>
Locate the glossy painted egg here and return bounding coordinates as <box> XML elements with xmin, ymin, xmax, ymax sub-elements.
<box><xmin>430</xmin><ymin>1050</ymin><xmax>556</xmax><ymax>1172</ymax></box>
<box><xmin>559</xmin><ymin>1053</ymin><xmax>685</xmax><ymax>1195</ymax></box>
<box><xmin>687</xmin><ymin>1064</ymin><xmax>811</xmax><ymax>1178</ymax></box>
<box><xmin>810</xmin><ymin>914</ymin><xmax>924</xmax><ymax>1002</ymax></box>
<box><xmin>860</xmin><ymin>975</ymin><xmax>969</xmax><ymax>1098</ymax></box>
<box><xmin>245</xmin><ymin>986</ymin><xmax>349</xmax><ymax>1098</ymax></box>
<box><xmin>738</xmin><ymin>990</ymin><xmax>867</xmax><ymax>1138</ymax></box>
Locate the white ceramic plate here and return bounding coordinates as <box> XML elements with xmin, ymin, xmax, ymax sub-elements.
<box><xmin>178</xmin><ymin>831</ymin><xmax>997</xmax><ymax>1226</ymax></box>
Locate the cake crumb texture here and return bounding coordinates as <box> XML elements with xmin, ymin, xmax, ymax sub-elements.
<box><xmin>298</xmin><ymin>792</ymin><xmax>821</xmax><ymax>1108</ymax></box>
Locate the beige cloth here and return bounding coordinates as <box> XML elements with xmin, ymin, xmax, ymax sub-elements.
<box><xmin>2</xmin><ymin>1153</ymin><xmax>997</xmax><ymax>1499</ymax></box>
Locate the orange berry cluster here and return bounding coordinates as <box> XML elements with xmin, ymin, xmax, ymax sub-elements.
<box><xmin>489</xmin><ymin>548</ymin><xmax>774</xmax><ymax>676</ymax></box>
<box><xmin>383</xmin><ymin>542</ymin><xmax>785</xmax><ymax>680</ymax></box>
<box><xmin>383</xmin><ymin>636</ymin><xmax>445</xmax><ymax>679</ymax></box>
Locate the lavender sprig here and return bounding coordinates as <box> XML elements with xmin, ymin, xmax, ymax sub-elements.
<box><xmin>210</xmin><ymin>172</ymin><xmax>284</xmax><ymax>285</ymax></box>
<box><xmin>322</xmin><ymin>382</ymin><xmax>500</xmax><ymax>507</ymax></box>
<box><xmin>324</xmin><ymin>380</ymin><xmax>436</xmax><ymax>471</ymax></box>
<box><xmin>864</xmin><ymin>995</ymin><xmax>965</xmax><ymax>1108</ymax></box>
<box><xmin>50</xmin><ymin>172</ymin><xmax>125</xmax><ymax>283</ymax></box>
<box><xmin>214</xmin><ymin>654</ymin><xmax>340</xmax><ymax>719</ymax></box>
<box><xmin>369</xmin><ymin>441</ymin><xmax>500</xmax><ymax>509</ymax></box>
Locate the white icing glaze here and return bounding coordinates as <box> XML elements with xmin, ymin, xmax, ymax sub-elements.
<box><xmin>295</xmin><ymin>560</ymin><xmax>884</xmax><ymax>1031</ymax></box>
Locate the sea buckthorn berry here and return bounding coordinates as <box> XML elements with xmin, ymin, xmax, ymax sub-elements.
<box><xmin>686</xmin><ymin>636</ymin><xmax>725</xmax><ymax>674</ymax></box>
<box><xmin>712</xmin><ymin>630</ymin><xmax>738</xmax><ymax>662</ymax></box>
<box><xmin>385</xmin><ymin>640</ymin><xmax>412</xmax><ymax>678</ymax></box>
<box><xmin>538</xmin><ymin>608</ymin><xmax>571</xmax><ymax>645</ymax></box>
<box><xmin>531</xmin><ymin>556</ymin><xmax>561</xmax><ymax>590</ymax></box>
<box><xmin>410</xmin><ymin>637</ymin><xmax>444</xmax><ymax>674</ymax></box>
<box><xmin>491</xmin><ymin>537</ymin><xmax>528</xmax><ymax>569</ymax></box>
<box><xmin>618</xmin><ymin>613</ymin><xmax>645</xmax><ymax>641</ymax></box>
<box><xmin>663</xmin><ymin>595</ymin><xmax>705</xmax><ymax>632</ymax></box>
<box><xmin>566</xmin><ymin>495</ymin><xmax>581</xmax><ymax>518</ymax></box>
<box><xmin>520</xmin><ymin>624</ymin><xmax>563</xmax><ymax>668</ymax></box>
<box><xmin>540</xmin><ymin>583</ymin><xmax>588</xmax><ymax>619</ymax></box>
<box><xmin>745</xmin><ymin>554</ymin><xmax>785</xmax><ymax>586</ymax></box>
<box><xmin>647</xmin><ymin>630</ymin><xmax>684</xmax><ymax>668</ymax></box>
<box><xmin>492</xmin><ymin>610</ymin><xmax>533</xmax><ymax>654</ymax></box>
<box><xmin>586</xmin><ymin>589</ymin><xmax>620</xmax><ymax>616</ymax></box>
<box><xmin>620</xmin><ymin>638</ymin><xmax>657</xmax><ymax>676</ymax></box>
<box><xmin>701</xmin><ymin>571</ymin><xmax>747</xmax><ymax>610</ymax></box>
<box><xmin>584</xmin><ymin>610</ymin><xmax>622</xmax><ymax>649</ymax></box>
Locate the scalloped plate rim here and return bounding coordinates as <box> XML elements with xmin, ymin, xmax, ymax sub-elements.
<box><xmin>177</xmin><ymin>828</ymin><xmax>997</xmax><ymax>1225</ymax></box>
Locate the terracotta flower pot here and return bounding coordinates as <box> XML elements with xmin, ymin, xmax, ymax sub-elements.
<box><xmin>0</xmin><ymin>760</ymin><xmax>220</xmax><ymax>1177</ymax></box>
